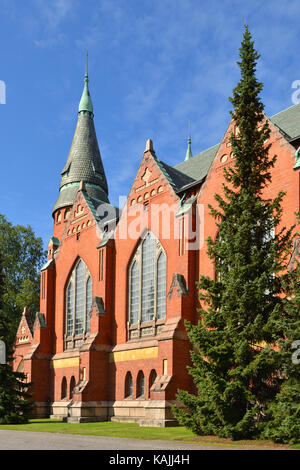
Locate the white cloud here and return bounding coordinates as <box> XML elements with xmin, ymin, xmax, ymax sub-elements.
<box><xmin>33</xmin><ymin>0</ymin><xmax>75</xmax><ymax>30</ymax></box>
<box><xmin>32</xmin><ymin>0</ymin><xmax>77</xmax><ymax>48</ymax></box>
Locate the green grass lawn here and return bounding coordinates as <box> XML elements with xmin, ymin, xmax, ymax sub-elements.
<box><xmin>0</xmin><ymin>419</ymin><xmax>297</xmax><ymax>449</ymax></box>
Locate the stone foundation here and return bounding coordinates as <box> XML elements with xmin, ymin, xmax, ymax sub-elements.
<box><xmin>49</xmin><ymin>399</ymin><xmax>178</xmax><ymax>426</ymax></box>
<box><xmin>31</xmin><ymin>402</ymin><xmax>51</xmax><ymax>419</ymax></box>
<box><xmin>141</xmin><ymin>400</ymin><xmax>178</xmax><ymax>427</ymax></box>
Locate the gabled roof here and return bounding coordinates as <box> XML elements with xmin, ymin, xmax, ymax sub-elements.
<box><xmin>168</xmin><ymin>102</ymin><xmax>300</xmax><ymax>190</ymax></box>
<box><xmin>151</xmin><ymin>142</ymin><xmax>220</xmax><ymax>194</ymax></box>
<box><xmin>269</xmin><ymin>102</ymin><xmax>300</xmax><ymax>140</ymax></box>
<box><xmin>174</xmin><ymin>143</ymin><xmax>220</xmax><ymax>184</ymax></box>
<box><xmin>18</xmin><ymin>307</ymin><xmax>34</xmax><ymax>337</ymax></box>
<box><xmin>82</xmin><ymin>190</ymin><xmax>120</xmax><ymax>224</ymax></box>
<box><xmin>154</xmin><ymin>155</ymin><xmax>195</xmax><ymax>191</ymax></box>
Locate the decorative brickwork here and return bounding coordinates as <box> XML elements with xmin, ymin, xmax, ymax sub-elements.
<box><xmin>13</xmin><ymin>72</ymin><xmax>300</xmax><ymax>426</ymax></box>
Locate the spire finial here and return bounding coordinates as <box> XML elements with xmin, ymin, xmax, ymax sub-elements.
<box><xmin>185</xmin><ymin>120</ymin><xmax>193</xmax><ymax>161</ymax></box>
<box><xmin>85</xmin><ymin>50</ymin><xmax>88</xmax><ymax>80</ymax></box>
<box><xmin>78</xmin><ymin>51</ymin><xmax>93</xmax><ymax>115</ymax></box>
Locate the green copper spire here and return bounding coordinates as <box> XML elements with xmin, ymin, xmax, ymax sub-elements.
<box><xmin>78</xmin><ymin>51</ymin><xmax>94</xmax><ymax>115</ymax></box>
<box><xmin>52</xmin><ymin>58</ymin><xmax>109</xmax><ymax>215</ymax></box>
<box><xmin>185</xmin><ymin>120</ymin><xmax>193</xmax><ymax>161</ymax></box>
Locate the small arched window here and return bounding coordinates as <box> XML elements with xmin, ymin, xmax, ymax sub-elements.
<box><xmin>149</xmin><ymin>369</ymin><xmax>157</xmax><ymax>397</ymax></box>
<box><xmin>64</xmin><ymin>208</ymin><xmax>71</xmax><ymax>220</ymax></box>
<box><xmin>125</xmin><ymin>372</ymin><xmax>133</xmax><ymax>399</ymax></box>
<box><xmin>17</xmin><ymin>359</ymin><xmax>24</xmax><ymax>373</ymax></box>
<box><xmin>61</xmin><ymin>377</ymin><xmax>67</xmax><ymax>399</ymax></box>
<box><xmin>65</xmin><ymin>259</ymin><xmax>93</xmax><ymax>338</ymax></box>
<box><xmin>137</xmin><ymin>371</ymin><xmax>145</xmax><ymax>398</ymax></box>
<box><xmin>70</xmin><ymin>376</ymin><xmax>76</xmax><ymax>398</ymax></box>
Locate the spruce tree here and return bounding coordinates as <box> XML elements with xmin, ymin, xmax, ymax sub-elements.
<box><xmin>261</xmin><ymin>215</ymin><xmax>300</xmax><ymax>444</ymax></box>
<box><xmin>173</xmin><ymin>25</ymin><xmax>297</xmax><ymax>440</ymax></box>
<box><xmin>0</xmin><ymin>252</ymin><xmax>33</xmax><ymax>424</ymax></box>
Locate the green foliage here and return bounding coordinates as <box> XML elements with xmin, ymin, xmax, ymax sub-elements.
<box><xmin>173</xmin><ymin>26</ymin><xmax>299</xmax><ymax>442</ymax></box>
<box><xmin>0</xmin><ymin>213</ymin><xmax>46</xmax><ymax>347</ymax></box>
<box><xmin>262</xmin><ymin>379</ymin><xmax>300</xmax><ymax>445</ymax></box>
<box><xmin>0</xmin><ymin>252</ymin><xmax>34</xmax><ymax>424</ymax></box>
<box><xmin>0</xmin><ymin>362</ymin><xmax>33</xmax><ymax>424</ymax></box>
<box><xmin>261</xmin><ymin>216</ymin><xmax>300</xmax><ymax>444</ymax></box>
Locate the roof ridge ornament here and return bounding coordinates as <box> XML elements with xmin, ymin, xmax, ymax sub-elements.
<box><xmin>78</xmin><ymin>180</ymin><xmax>86</xmax><ymax>192</ymax></box>
<box><xmin>144</xmin><ymin>138</ymin><xmax>154</xmax><ymax>153</ymax></box>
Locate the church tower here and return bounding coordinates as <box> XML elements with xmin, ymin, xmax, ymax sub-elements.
<box><xmin>52</xmin><ymin>54</ymin><xmax>109</xmax><ymax>224</ymax></box>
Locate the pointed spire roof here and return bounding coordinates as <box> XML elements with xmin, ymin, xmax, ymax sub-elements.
<box><xmin>185</xmin><ymin>121</ymin><xmax>193</xmax><ymax>161</ymax></box>
<box><xmin>52</xmin><ymin>57</ymin><xmax>109</xmax><ymax>215</ymax></box>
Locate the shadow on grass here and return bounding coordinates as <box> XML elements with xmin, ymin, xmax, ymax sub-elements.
<box><xmin>29</xmin><ymin>420</ymin><xmax>63</xmax><ymax>424</ymax></box>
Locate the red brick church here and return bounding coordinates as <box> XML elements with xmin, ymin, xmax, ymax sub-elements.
<box><xmin>13</xmin><ymin>65</ymin><xmax>300</xmax><ymax>426</ymax></box>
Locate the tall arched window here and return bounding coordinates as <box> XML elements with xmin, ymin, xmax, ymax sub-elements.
<box><xmin>86</xmin><ymin>276</ymin><xmax>93</xmax><ymax>332</ymax></box>
<box><xmin>128</xmin><ymin>233</ymin><xmax>166</xmax><ymax>338</ymax></box>
<box><xmin>141</xmin><ymin>234</ymin><xmax>155</xmax><ymax>322</ymax></box>
<box><xmin>75</xmin><ymin>260</ymin><xmax>85</xmax><ymax>335</ymax></box>
<box><xmin>65</xmin><ymin>259</ymin><xmax>93</xmax><ymax>343</ymax></box>
<box><xmin>130</xmin><ymin>261</ymin><xmax>140</xmax><ymax>324</ymax></box>
<box><xmin>156</xmin><ymin>252</ymin><xmax>166</xmax><ymax>319</ymax></box>
<box><xmin>66</xmin><ymin>283</ymin><xmax>74</xmax><ymax>337</ymax></box>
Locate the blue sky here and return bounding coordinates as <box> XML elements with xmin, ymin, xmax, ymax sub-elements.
<box><xmin>1</xmin><ymin>0</ymin><xmax>300</xmax><ymax>247</ymax></box>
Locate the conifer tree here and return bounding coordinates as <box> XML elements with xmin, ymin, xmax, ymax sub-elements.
<box><xmin>261</xmin><ymin>215</ymin><xmax>300</xmax><ymax>444</ymax></box>
<box><xmin>0</xmin><ymin>252</ymin><xmax>33</xmax><ymax>424</ymax></box>
<box><xmin>173</xmin><ymin>25</ymin><xmax>297</xmax><ymax>440</ymax></box>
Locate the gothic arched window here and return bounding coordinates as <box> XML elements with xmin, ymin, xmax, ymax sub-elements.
<box><xmin>65</xmin><ymin>259</ymin><xmax>93</xmax><ymax>340</ymax></box>
<box><xmin>125</xmin><ymin>372</ymin><xmax>133</xmax><ymax>398</ymax></box>
<box><xmin>130</xmin><ymin>261</ymin><xmax>140</xmax><ymax>325</ymax></box>
<box><xmin>137</xmin><ymin>371</ymin><xmax>145</xmax><ymax>398</ymax></box>
<box><xmin>70</xmin><ymin>376</ymin><xmax>76</xmax><ymax>399</ymax></box>
<box><xmin>128</xmin><ymin>233</ymin><xmax>166</xmax><ymax>337</ymax></box>
<box><xmin>61</xmin><ymin>377</ymin><xmax>67</xmax><ymax>399</ymax></box>
<box><xmin>156</xmin><ymin>252</ymin><xmax>166</xmax><ymax>320</ymax></box>
<box><xmin>149</xmin><ymin>369</ymin><xmax>157</xmax><ymax>398</ymax></box>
